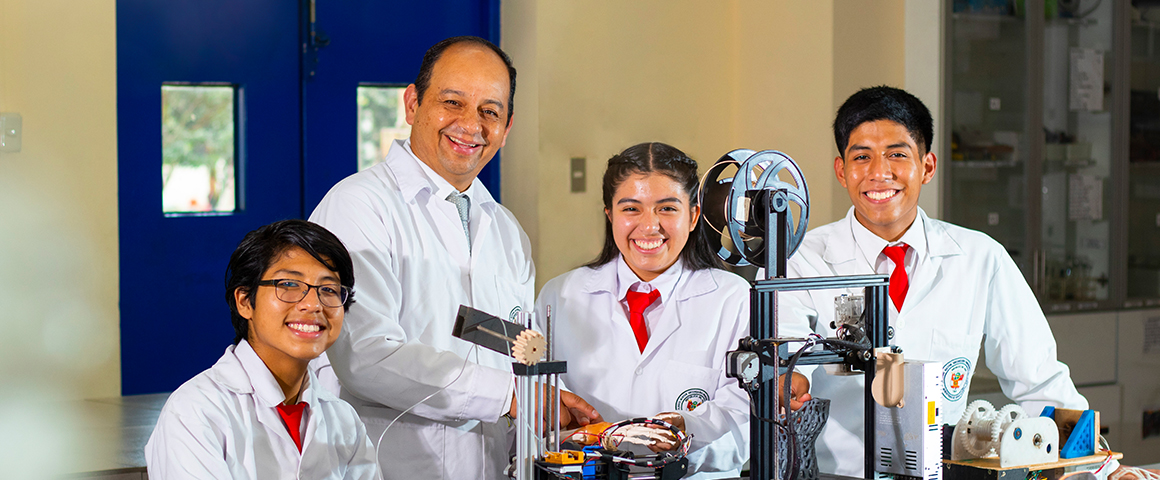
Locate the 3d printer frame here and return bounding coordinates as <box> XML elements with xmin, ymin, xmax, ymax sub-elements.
<box><xmin>704</xmin><ymin>153</ymin><xmax>893</xmax><ymax>480</ymax></box>
<box><xmin>744</xmin><ymin>275</ymin><xmax>890</xmax><ymax>480</ymax></box>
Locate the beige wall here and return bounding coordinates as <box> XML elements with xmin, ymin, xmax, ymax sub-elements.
<box><xmin>831</xmin><ymin>0</ymin><xmax>908</xmax><ymax>220</ymax></box>
<box><xmin>0</xmin><ymin>0</ymin><xmax>119</xmax><ymax>473</ymax></box>
<box><xmin>504</xmin><ymin>0</ymin><xmax>742</xmax><ymax>290</ymax></box>
<box><xmin>0</xmin><ymin>0</ymin><xmax>933</xmax><ymax>403</ymax></box>
<box><xmin>0</xmin><ymin>0</ymin><xmax>120</xmax><ymax>398</ymax></box>
<box><xmin>905</xmin><ymin>0</ymin><xmax>945</xmax><ymax>219</ymax></box>
<box><xmin>503</xmin><ymin>0</ymin><xmax>940</xmax><ymax>290</ymax></box>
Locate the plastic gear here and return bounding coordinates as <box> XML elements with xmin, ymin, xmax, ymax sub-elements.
<box><xmin>511</xmin><ymin>330</ymin><xmax>546</xmax><ymax>365</ymax></box>
<box><xmin>956</xmin><ymin>400</ymin><xmax>997</xmax><ymax>458</ymax></box>
<box><xmin>990</xmin><ymin>404</ymin><xmax>1027</xmax><ymax>446</ymax></box>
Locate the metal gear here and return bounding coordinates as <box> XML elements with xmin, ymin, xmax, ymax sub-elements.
<box><xmin>511</xmin><ymin>330</ymin><xmax>546</xmax><ymax>365</ymax></box>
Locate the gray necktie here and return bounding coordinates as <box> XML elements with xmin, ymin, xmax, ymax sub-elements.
<box><xmin>446</xmin><ymin>192</ymin><xmax>471</xmax><ymax>252</ymax></box>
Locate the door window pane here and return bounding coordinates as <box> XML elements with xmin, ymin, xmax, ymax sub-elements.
<box><xmin>161</xmin><ymin>85</ymin><xmax>236</xmax><ymax>214</ymax></box>
<box><xmin>357</xmin><ymin>86</ymin><xmax>410</xmax><ymax>171</ymax></box>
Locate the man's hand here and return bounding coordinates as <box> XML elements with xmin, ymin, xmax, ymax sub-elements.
<box><xmin>559</xmin><ymin>390</ymin><xmax>602</xmax><ymax>429</ymax></box>
<box><xmin>508</xmin><ymin>388</ymin><xmax>602</xmax><ymax>430</ymax></box>
<box><xmin>780</xmin><ymin>372</ymin><xmax>812</xmax><ymax>411</ymax></box>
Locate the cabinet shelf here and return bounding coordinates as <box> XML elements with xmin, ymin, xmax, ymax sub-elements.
<box><xmin>951</xmin><ymin>159</ymin><xmax>1020</xmax><ymax>168</ymax></box>
<box><xmin>952</xmin><ymin>12</ymin><xmax>1018</xmax><ymax>23</ymax></box>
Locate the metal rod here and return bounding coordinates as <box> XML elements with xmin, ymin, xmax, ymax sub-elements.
<box><xmin>547</xmin><ymin>305</ymin><xmax>559</xmax><ymax>452</ymax></box>
<box><xmin>475</xmin><ymin>325</ymin><xmax>517</xmax><ymax>344</ymax></box>
<box><xmin>517</xmin><ymin>375</ymin><xmax>525</xmax><ymax>479</ymax></box>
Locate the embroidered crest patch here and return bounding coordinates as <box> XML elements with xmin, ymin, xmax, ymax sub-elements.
<box><xmin>676</xmin><ymin>388</ymin><xmax>710</xmax><ymax>412</ymax></box>
<box><xmin>942</xmin><ymin>357</ymin><xmax>971</xmax><ymax>402</ymax></box>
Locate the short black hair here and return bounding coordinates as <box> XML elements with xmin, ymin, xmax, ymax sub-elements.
<box><xmin>414</xmin><ymin>36</ymin><xmax>517</xmax><ymax>123</ymax></box>
<box><xmin>833</xmin><ymin>86</ymin><xmax>933</xmax><ymax>157</ymax></box>
<box><xmin>224</xmin><ymin>219</ymin><xmax>355</xmax><ymax>344</ymax></box>
<box><xmin>586</xmin><ymin>142</ymin><xmax>724</xmax><ymax>272</ymax></box>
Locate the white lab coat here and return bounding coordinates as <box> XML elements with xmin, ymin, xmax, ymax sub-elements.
<box><xmin>778</xmin><ymin>207</ymin><xmax>1087</xmax><ymax>476</ymax></box>
<box><xmin>535</xmin><ymin>258</ymin><xmax>750</xmax><ymax>479</ymax></box>
<box><xmin>309</xmin><ymin>139</ymin><xmax>533</xmax><ymax>480</ymax></box>
<box><xmin>145</xmin><ymin>340</ymin><xmax>381</xmax><ymax>480</ymax></box>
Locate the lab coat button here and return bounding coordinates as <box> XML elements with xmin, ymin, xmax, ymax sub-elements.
<box><xmin>634</xmin><ymin>367</ymin><xmax>644</xmax><ymax>375</ymax></box>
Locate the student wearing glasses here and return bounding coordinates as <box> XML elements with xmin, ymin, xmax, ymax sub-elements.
<box><xmin>145</xmin><ymin>220</ymin><xmax>381</xmax><ymax>479</ymax></box>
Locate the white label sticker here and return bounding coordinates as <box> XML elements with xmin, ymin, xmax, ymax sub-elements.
<box><xmin>1145</xmin><ymin>317</ymin><xmax>1160</xmax><ymax>355</ymax></box>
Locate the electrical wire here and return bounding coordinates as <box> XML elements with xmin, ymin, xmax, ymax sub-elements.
<box><xmin>754</xmin><ymin>333</ymin><xmax>872</xmax><ymax>480</ymax></box>
<box><xmin>781</xmin><ymin>338</ymin><xmax>811</xmax><ymax>480</ymax></box>
<box><xmin>597</xmin><ymin>418</ymin><xmax>692</xmax><ymax>467</ymax></box>
<box><xmin>1093</xmin><ymin>435</ymin><xmax>1115</xmax><ymax>475</ymax></box>
<box><xmin>375</xmin><ymin>343</ymin><xmax>480</xmax><ymax>459</ymax></box>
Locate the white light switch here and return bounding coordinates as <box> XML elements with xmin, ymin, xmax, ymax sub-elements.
<box><xmin>989</xmin><ymin>97</ymin><xmax>1001</xmax><ymax>111</ymax></box>
<box><xmin>0</xmin><ymin>113</ymin><xmax>22</xmax><ymax>152</ymax></box>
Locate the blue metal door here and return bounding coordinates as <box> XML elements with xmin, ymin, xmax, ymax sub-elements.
<box><xmin>302</xmin><ymin>1</ymin><xmax>503</xmax><ymax>208</ymax></box>
<box><xmin>117</xmin><ymin>0</ymin><xmax>499</xmax><ymax>395</ymax></box>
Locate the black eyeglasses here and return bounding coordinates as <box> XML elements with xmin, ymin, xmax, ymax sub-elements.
<box><xmin>257</xmin><ymin>279</ymin><xmax>352</xmax><ymax>308</ymax></box>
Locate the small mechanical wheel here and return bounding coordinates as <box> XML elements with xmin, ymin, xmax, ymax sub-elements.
<box><xmin>511</xmin><ymin>330</ymin><xmax>546</xmax><ymax>365</ymax></box>
<box><xmin>990</xmin><ymin>404</ymin><xmax>1027</xmax><ymax>446</ymax></box>
<box><xmin>956</xmin><ymin>400</ymin><xmax>996</xmax><ymax>458</ymax></box>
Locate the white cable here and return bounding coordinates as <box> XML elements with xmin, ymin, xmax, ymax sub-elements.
<box><xmin>375</xmin><ymin>343</ymin><xmax>480</xmax><ymax>458</ymax></box>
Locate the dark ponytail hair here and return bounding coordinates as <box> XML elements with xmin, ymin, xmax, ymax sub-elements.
<box><xmin>586</xmin><ymin>142</ymin><xmax>724</xmax><ymax>271</ymax></box>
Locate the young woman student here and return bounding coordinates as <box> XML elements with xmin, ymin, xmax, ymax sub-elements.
<box><xmin>535</xmin><ymin>143</ymin><xmax>808</xmax><ymax>479</ymax></box>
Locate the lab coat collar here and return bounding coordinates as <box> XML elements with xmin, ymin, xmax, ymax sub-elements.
<box><xmin>921</xmin><ymin>209</ymin><xmax>965</xmax><ymax>259</ymax></box>
<box><xmin>208</xmin><ymin>340</ymin><xmax>319</xmax><ymax>409</ymax></box>
<box><xmin>824</xmin><ymin>206</ymin><xmax>958</xmax><ymax>265</ymax></box>
<box><xmin>582</xmin><ymin>257</ymin><xmax>715</xmax><ymax>303</ymax></box>
<box><xmin>849</xmin><ymin>207</ymin><xmax>928</xmax><ymax>266</ymax></box>
<box><xmin>614</xmin><ymin>256</ymin><xmax>684</xmax><ymax>304</ymax></box>
<box><xmin>386</xmin><ymin>139</ymin><xmax>496</xmax><ymax>211</ymax></box>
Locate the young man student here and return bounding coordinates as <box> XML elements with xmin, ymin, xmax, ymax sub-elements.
<box><xmin>145</xmin><ymin>219</ymin><xmax>381</xmax><ymax>479</ymax></box>
<box><xmin>778</xmin><ymin>86</ymin><xmax>1087</xmax><ymax>477</ymax></box>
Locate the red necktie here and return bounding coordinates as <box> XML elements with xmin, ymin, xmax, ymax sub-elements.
<box><xmin>625</xmin><ymin>289</ymin><xmax>660</xmax><ymax>353</ymax></box>
<box><xmin>882</xmin><ymin>244</ymin><xmax>910</xmax><ymax>312</ymax></box>
<box><xmin>276</xmin><ymin>401</ymin><xmax>308</xmax><ymax>452</ymax></box>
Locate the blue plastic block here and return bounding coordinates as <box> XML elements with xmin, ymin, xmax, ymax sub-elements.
<box><xmin>1059</xmin><ymin>410</ymin><xmax>1096</xmax><ymax>459</ymax></box>
<box><xmin>582</xmin><ymin>445</ymin><xmax>601</xmax><ymax>479</ymax></box>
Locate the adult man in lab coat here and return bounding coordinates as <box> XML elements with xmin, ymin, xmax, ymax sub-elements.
<box><xmin>310</xmin><ymin>37</ymin><xmax>600</xmax><ymax>479</ymax></box>
<box><xmin>778</xmin><ymin>86</ymin><xmax>1088</xmax><ymax>477</ymax></box>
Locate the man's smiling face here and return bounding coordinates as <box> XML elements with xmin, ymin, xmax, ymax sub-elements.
<box><xmin>404</xmin><ymin>42</ymin><xmax>513</xmax><ymax>191</ymax></box>
<box><xmin>834</xmin><ymin>119</ymin><xmax>936</xmax><ymax>242</ymax></box>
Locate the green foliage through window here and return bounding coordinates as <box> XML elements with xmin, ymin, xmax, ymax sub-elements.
<box><xmin>357</xmin><ymin>86</ymin><xmax>410</xmax><ymax>171</ymax></box>
<box><xmin>161</xmin><ymin>85</ymin><xmax>236</xmax><ymax>213</ymax></box>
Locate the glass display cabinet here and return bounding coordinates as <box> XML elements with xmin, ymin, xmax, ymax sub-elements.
<box><xmin>1127</xmin><ymin>1</ymin><xmax>1160</xmax><ymax>307</ymax></box>
<box><xmin>946</xmin><ymin>0</ymin><xmax>1133</xmax><ymax>311</ymax></box>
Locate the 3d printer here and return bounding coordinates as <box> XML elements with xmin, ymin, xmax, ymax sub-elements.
<box><xmin>698</xmin><ymin>149</ymin><xmax>943</xmax><ymax>480</ymax></box>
